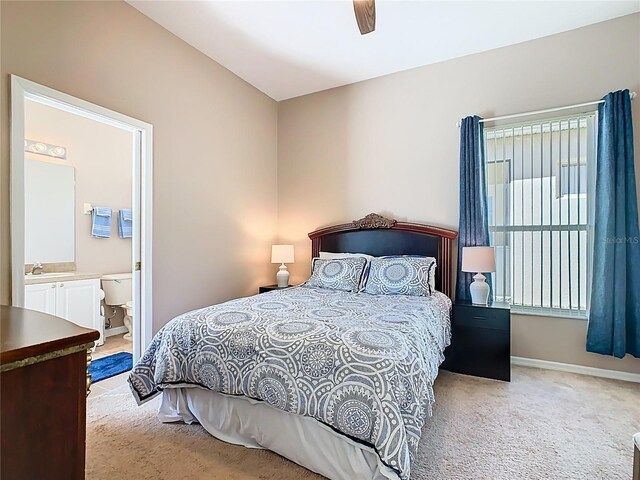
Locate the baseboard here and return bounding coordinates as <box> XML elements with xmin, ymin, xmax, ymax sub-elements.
<box><xmin>511</xmin><ymin>356</ymin><xmax>640</xmax><ymax>383</ymax></box>
<box><xmin>105</xmin><ymin>326</ymin><xmax>128</xmax><ymax>337</ymax></box>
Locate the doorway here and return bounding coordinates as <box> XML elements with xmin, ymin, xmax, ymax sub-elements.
<box><xmin>10</xmin><ymin>75</ymin><xmax>152</xmax><ymax>362</ymax></box>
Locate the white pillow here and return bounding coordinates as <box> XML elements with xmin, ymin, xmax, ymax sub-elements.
<box><xmin>319</xmin><ymin>251</ymin><xmax>374</xmax><ymax>261</ymax></box>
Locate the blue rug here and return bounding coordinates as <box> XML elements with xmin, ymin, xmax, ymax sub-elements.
<box><xmin>89</xmin><ymin>352</ymin><xmax>133</xmax><ymax>383</ymax></box>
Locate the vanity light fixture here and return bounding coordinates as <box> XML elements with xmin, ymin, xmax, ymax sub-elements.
<box><xmin>24</xmin><ymin>139</ymin><xmax>67</xmax><ymax>159</ymax></box>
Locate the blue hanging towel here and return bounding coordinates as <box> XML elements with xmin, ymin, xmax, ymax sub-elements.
<box><xmin>118</xmin><ymin>208</ymin><xmax>133</xmax><ymax>239</ymax></box>
<box><xmin>91</xmin><ymin>207</ymin><xmax>112</xmax><ymax>238</ymax></box>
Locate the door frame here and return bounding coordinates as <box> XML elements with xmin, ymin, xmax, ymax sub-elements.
<box><xmin>10</xmin><ymin>75</ymin><xmax>153</xmax><ymax>362</ymax></box>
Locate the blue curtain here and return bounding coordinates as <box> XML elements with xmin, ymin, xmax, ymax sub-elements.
<box><xmin>456</xmin><ymin>116</ymin><xmax>492</xmax><ymax>302</ymax></box>
<box><xmin>586</xmin><ymin>90</ymin><xmax>640</xmax><ymax>359</ymax></box>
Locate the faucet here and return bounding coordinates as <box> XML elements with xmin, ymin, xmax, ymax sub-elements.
<box><xmin>31</xmin><ymin>262</ymin><xmax>44</xmax><ymax>275</ymax></box>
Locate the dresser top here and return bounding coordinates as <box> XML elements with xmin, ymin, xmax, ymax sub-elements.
<box><xmin>0</xmin><ymin>305</ymin><xmax>100</xmax><ymax>366</ymax></box>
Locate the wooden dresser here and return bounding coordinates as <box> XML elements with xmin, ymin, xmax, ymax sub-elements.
<box><xmin>0</xmin><ymin>305</ymin><xmax>100</xmax><ymax>480</ymax></box>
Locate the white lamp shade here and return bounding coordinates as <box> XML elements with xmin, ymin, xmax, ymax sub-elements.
<box><xmin>271</xmin><ymin>244</ymin><xmax>295</xmax><ymax>264</ymax></box>
<box><xmin>461</xmin><ymin>246</ymin><xmax>495</xmax><ymax>273</ymax></box>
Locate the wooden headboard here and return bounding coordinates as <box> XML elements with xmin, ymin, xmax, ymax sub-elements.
<box><xmin>308</xmin><ymin>213</ymin><xmax>458</xmax><ymax>298</ymax></box>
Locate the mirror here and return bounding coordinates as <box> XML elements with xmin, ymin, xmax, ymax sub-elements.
<box><xmin>24</xmin><ymin>159</ymin><xmax>75</xmax><ymax>263</ymax></box>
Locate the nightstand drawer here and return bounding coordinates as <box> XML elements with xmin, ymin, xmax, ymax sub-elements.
<box><xmin>453</xmin><ymin>304</ymin><xmax>509</xmax><ymax>330</ymax></box>
<box><xmin>442</xmin><ymin>301</ymin><xmax>511</xmax><ymax>381</ymax></box>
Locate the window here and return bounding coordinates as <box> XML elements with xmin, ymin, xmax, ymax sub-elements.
<box><xmin>485</xmin><ymin>114</ymin><xmax>596</xmax><ymax>317</ymax></box>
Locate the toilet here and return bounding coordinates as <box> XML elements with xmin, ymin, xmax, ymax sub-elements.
<box><xmin>101</xmin><ymin>273</ymin><xmax>133</xmax><ymax>341</ymax></box>
<box><xmin>123</xmin><ymin>301</ymin><xmax>134</xmax><ymax>340</ymax></box>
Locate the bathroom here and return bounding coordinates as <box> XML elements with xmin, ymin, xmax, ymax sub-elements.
<box><xmin>22</xmin><ymin>98</ymin><xmax>135</xmax><ymax>362</ymax></box>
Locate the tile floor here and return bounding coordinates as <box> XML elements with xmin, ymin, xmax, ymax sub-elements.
<box><xmin>94</xmin><ymin>333</ymin><xmax>132</xmax><ymax>359</ymax></box>
<box><xmin>89</xmin><ymin>333</ymin><xmax>133</xmax><ymax>399</ymax></box>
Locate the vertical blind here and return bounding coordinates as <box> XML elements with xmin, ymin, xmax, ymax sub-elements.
<box><xmin>484</xmin><ymin>113</ymin><xmax>597</xmax><ymax>317</ymax></box>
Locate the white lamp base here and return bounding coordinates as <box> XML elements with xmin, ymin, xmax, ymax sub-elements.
<box><xmin>469</xmin><ymin>273</ymin><xmax>490</xmax><ymax>305</ymax></box>
<box><xmin>276</xmin><ymin>263</ymin><xmax>289</xmax><ymax>287</ymax></box>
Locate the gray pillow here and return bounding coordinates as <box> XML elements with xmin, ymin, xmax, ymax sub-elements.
<box><xmin>304</xmin><ymin>257</ymin><xmax>367</xmax><ymax>293</ymax></box>
<box><xmin>364</xmin><ymin>256</ymin><xmax>436</xmax><ymax>296</ymax></box>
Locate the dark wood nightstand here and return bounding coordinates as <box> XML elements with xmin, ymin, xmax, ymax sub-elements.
<box><xmin>441</xmin><ymin>301</ymin><xmax>511</xmax><ymax>381</ymax></box>
<box><xmin>259</xmin><ymin>284</ymin><xmax>291</xmax><ymax>294</ymax></box>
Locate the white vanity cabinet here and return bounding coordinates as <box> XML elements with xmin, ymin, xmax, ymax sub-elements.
<box><xmin>25</xmin><ymin>278</ymin><xmax>104</xmax><ymax>346</ymax></box>
<box><xmin>23</xmin><ymin>282</ymin><xmax>57</xmax><ymax>315</ymax></box>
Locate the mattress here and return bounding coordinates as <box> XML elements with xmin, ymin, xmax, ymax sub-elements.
<box><xmin>130</xmin><ymin>286</ymin><xmax>451</xmax><ymax>479</ymax></box>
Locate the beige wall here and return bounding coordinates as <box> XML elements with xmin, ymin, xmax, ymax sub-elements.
<box><xmin>25</xmin><ymin>99</ymin><xmax>133</xmax><ymax>275</ymax></box>
<box><xmin>1</xmin><ymin>2</ymin><xmax>638</xmax><ymax>374</ymax></box>
<box><xmin>1</xmin><ymin>1</ymin><xmax>279</xmax><ymax>333</ymax></box>
<box><xmin>278</xmin><ymin>14</ymin><xmax>640</xmax><ymax>374</ymax></box>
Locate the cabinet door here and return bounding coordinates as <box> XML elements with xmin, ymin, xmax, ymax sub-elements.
<box><xmin>24</xmin><ymin>283</ymin><xmax>57</xmax><ymax>315</ymax></box>
<box><xmin>56</xmin><ymin>279</ymin><xmax>103</xmax><ymax>344</ymax></box>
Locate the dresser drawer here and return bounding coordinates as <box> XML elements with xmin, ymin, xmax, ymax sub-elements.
<box><xmin>453</xmin><ymin>304</ymin><xmax>509</xmax><ymax>330</ymax></box>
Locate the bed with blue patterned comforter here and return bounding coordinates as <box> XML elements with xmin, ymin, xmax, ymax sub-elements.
<box><xmin>129</xmin><ymin>286</ymin><xmax>451</xmax><ymax>480</ymax></box>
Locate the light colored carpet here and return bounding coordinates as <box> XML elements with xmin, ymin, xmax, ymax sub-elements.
<box><xmin>86</xmin><ymin>366</ymin><xmax>639</xmax><ymax>479</ymax></box>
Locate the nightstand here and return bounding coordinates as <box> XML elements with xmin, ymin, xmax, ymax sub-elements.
<box><xmin>441</xmin><ymin>301</ymin><xmax>511</xmax><ymax>381</ymax></box>
<box><xmin>258</xmin><ymin>284</ymin><xmax>291</xmax><ymax>294</ymax></box>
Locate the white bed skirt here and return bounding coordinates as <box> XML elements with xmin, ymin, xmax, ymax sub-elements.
<box><xmin>158</xmin><ymin>386</ymin><xmax>399</xmax><ymax>480</ymax></box>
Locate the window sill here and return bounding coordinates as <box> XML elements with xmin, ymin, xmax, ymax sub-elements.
<box><xmin>510</xmin><ymin>306</ymin><xmax>588</xmax><ymax>321</ymax></box>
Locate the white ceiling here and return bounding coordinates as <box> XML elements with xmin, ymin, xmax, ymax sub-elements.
<box><xmin>128</xmin><ymin>1</ymin><xmax>640</xmax><ymax>101</ymax></box>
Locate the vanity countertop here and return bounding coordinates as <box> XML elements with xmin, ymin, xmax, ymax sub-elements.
<box><xmin>24</xmin><ymin>272</ymin><xmax>102</xmax><ymax>285</ymax></box>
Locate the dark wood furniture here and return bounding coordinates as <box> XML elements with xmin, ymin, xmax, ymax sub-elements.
<box><xmin>259</xmin><ymin>284</ymin><xmax>292</xmax><ymax>294</ymax></box>
<box><xmin>308</xmin><ymin>213</ymin><xmax>458</xmax><ymax>297</ymax></box>
<box><xmin>1</xmin><ymin>305</ymin><xmax>100</xmax><ymax>480</ymax></box>
<box><xmin>441</xmin><ymin>301</ymin><xmax>511</xmax><ymax>381</ymax></box>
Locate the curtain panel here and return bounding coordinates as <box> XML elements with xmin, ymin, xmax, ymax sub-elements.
<box><xmin>586</xmin><ymin>89</ymin><xmax>640</xmax><ymax>359</ymax></box>
<box><xmin>456</xmin><ymin>116</ymin><xmax>492</xmax><ymax>302</ymax></box>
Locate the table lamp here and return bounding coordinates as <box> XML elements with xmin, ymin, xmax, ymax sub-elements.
<box><xmin>271</xmin><ymin>245</ymin><xmax>295</xmax><ymax>287</ymax></box>
<box><xmin>461</xmin><ymin>246</ymin><xmax>495</xmax><ymax>305</ymax></box>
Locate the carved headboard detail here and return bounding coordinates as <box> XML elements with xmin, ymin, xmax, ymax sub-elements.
<box><xmin>352</xmin><ymin>213</ymin><xmax>397</xmax><ymax>229</ymax></box>
<box><xmin>308</xmin><ymin>214</ymin><xmax>458</xmax><ymax>298</ymax></box>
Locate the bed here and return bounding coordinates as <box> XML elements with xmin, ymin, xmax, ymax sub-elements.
<box><xmin>129</xmin><ymin>214</ymin><xmax>457</xmax><ymax>480</ymax></box>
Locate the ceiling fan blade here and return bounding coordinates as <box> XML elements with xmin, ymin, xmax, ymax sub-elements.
<box><xmin>353</xmin><ymin>0</ymin><xmax>376</xmax><ymax>35</ymax></box>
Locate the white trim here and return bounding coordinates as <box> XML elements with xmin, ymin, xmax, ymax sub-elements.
<box><xmin>511</xmin><ymin>307</ymin><xmax>588</xmax><ymax>321</ymax></box>
<box><xmin>10</xmin><ymin>75</ymin><xmax>153</xmax><ymax>363</ymax></box>
<box><xmin>10</xmin><ymin>76</ymin><xmax>26</xmax><ymax>308</ymax></box>
<box><xmin>141</xmin><ymin>127</ymin><xmax>153</xmax><ymax>359</ymax></box>
<box><xmin>105</xmin><ymin>326</ymin><xmax>129</xmax><ymax>337</ymax></box>
<box><xmin>15</xmin><ymin>77</ymin><xmax>152</xmax><ymax>131</ymax></box>
<box><xmin>511</xmin><ymin>356</ymin><xmax>640</xmax><ymax>383</ymax></box>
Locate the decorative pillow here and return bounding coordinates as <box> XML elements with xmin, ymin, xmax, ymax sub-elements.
<box><xmin>304</xmin><ymin>257</ymin><xmax>367</xmax><ymax>292</ymax></box>
<box><xmin>364</xmin><ymin>256</ymin><xmax>437</xmax><ymax>296</ymax></box>
<box><xmin>319</xmin><ymin>252</ymin><xmax>374</xmax><ymax>291</ymax></box>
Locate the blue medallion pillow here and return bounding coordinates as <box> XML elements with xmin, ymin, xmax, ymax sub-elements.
<box><xmin>318</xmin><ymin>251</ymin><xmax>374</xmax><ymax>291</ymax></box>
<box><xmin>364</xmin><ymin>255</ymin><xmax>437</xmax><ymax>296</ymax></box>
<box><xmin>304</xmin><ymin>257</ymin><xmax>368</xmax><ymax>293</ymax></box>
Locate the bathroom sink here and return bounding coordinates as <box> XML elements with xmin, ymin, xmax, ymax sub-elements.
<box><xmin>25</xmin><ymin>272</ymin><xmax>75</xmax><ymax>278</ymax></box>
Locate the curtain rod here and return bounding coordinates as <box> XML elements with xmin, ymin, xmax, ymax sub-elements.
<box><xmin>456</xmin><ymin>91</ymin><xmax>637</xmax><ymax>127</ymax></box>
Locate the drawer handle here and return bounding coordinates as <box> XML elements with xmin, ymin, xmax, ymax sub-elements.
<box><xmin>51</xmin><ymin>284</ymin><xmax>56</xmax><ymax>288</ymax></box>
<box><xmin>473</xmin><ymin>316</ymin><xmax>487</xmax><ymax>321</ymax></box>
<box><xmin>86</xmin><ymin>349</ymin><xmax>92</xmax><ymax>397</ymax></box>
